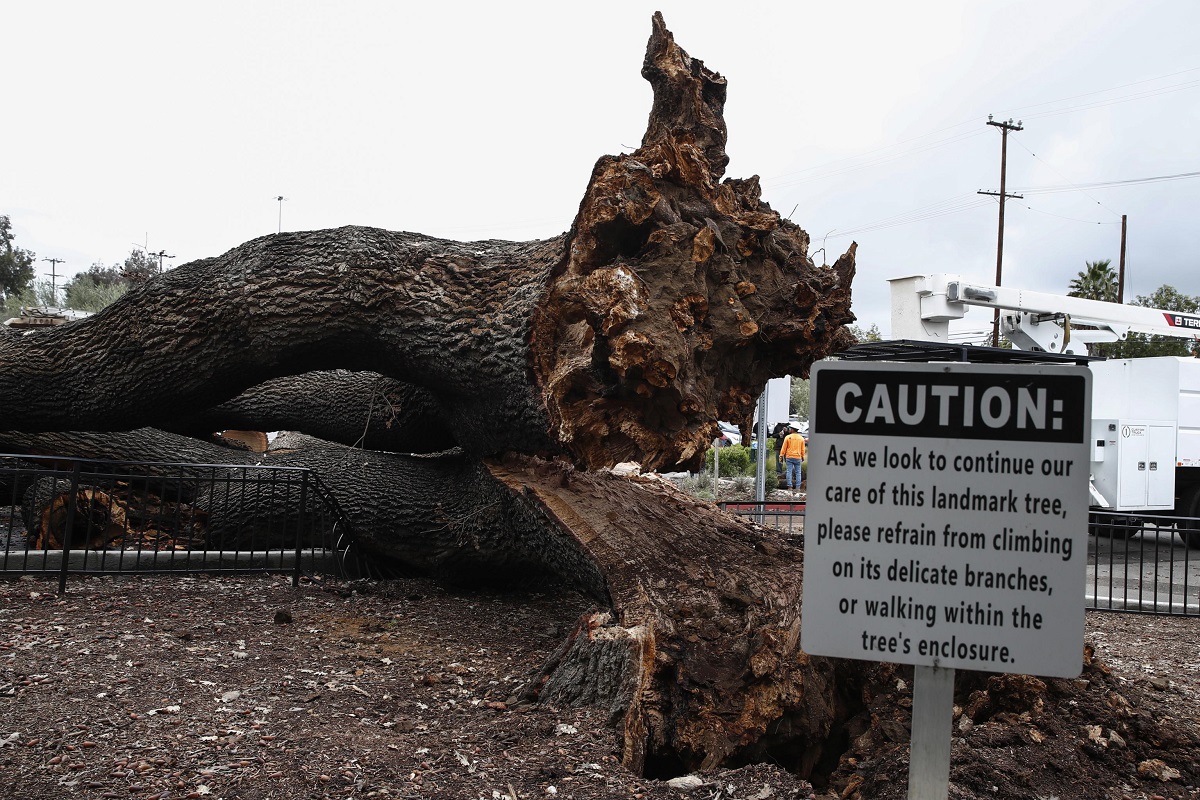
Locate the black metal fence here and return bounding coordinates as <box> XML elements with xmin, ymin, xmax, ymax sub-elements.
<box><xmin>1086</xmin><ymin>510</ymin><xmax>1199</xmax><ymax>616</ymax></box>
<box><xmin>720</xmin><ymin>501</ymin><xmax>1200</xmax><ymax>617</ymax></box>
<box><xmin>1</xmin><ymin>453</ymin><xmax>364</xmax><ymax>592</ymax></box>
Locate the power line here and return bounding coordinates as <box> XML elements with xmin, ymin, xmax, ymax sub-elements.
<box><xmin>764</xmin><ymin>128</ymin><xmax>985</xmax><ymax>189</ymax></box>
<box><xmin>826</xmin><ymin>168</ymin><xmax>1198</xmax><ymax>239</ymax></box>
<box><xmin>999</xmin><ymin>68</ymin><xmax>1200</xmax><ymax>117</ymax></box>
<box><xmin>1015</xmin><ymin>204</ymin><xmax>1117</xmax><ymax>225</ymax></box>
<box><xmin>1013</xmin><ymin>170</ymin><xmax>1200</xmax><ymax>194</ymax></box>
<box><xmin>762</xmin><ymin>67</ymin><xmax>1200</xmax><ymax>191</ymax></box>
<box><xmin>826</xmin><ymin>195</ymin><xmax>994</xmax><ymax>239</ymax></box>
<box><xmin>1018</xmin><ymin>78</ymin><xmax>1200</xmax><ymax>121</ymax></box>
<box><xmin>1009</xmin><ymin>135</ymin><xmax>1123</xmax><ymax>219</ymax></box>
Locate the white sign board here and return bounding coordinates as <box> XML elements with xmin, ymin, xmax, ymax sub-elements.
<box><xmin>800</xmin><ymin>361</ymin><xmax>1091</xmax><ymax>677</ymax></box>
<box><xmin>758</xmin><ymin>376</ymin><xmax>792</xmax><ymax>428</ymax></box>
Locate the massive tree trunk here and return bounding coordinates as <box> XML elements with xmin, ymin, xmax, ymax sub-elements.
<box><xmin>0</xmin><ymin>12</ymin><xmax>862</xmax><ymax>779</ymax></box>
<box><xmin>0</xmin><ymin>13</ymin><xmax>853</xmax><ymax>474</ymax></box>
<box><xmin>490</xmin><ymin>457</ymin><xmax>846</xmax><ymax>776</ymax></box>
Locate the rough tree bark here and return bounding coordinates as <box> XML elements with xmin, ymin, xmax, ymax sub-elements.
<box><xmin>162</xmin><ymin>370</ymin><xmax>451</xmax><ymax>453</ymax></box>
<box><xmin>0</xmin><ymin>13</ymin><xmax>860</xmax><ymax>778</ymax></box>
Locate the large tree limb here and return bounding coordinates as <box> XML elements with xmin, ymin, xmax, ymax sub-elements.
<box><xmin>0</xmin><ymin>428</ymin><xmax>602</xmax><ymax>588</ymax></box>
<box><xmin>0</xmin><ymin>13</ymin><xmax>854</xmax><ymax>472</ymax></box>
<box><xmin>161</xmin><ymin>370</ymin><xmax>451</xmax><ymax>453</ymax></box>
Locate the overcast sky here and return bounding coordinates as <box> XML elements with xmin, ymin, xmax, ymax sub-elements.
<box><xmin>4</xmin><ymin>1</ymin><xmax>1198</xmax><ymax>337</ymax></box>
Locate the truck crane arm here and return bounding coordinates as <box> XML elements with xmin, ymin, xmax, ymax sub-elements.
<box><xmin>890</xmin><ymin>273</ymin><xmax>1200</xmax><ymax>355</ymax></box>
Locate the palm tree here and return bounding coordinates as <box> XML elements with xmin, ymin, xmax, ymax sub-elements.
<box><xmin>1067</xmin><ymin>259</ymin><xmax>1119</xmax><ymax>302</ymax></box>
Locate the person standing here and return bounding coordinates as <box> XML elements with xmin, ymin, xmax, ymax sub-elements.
<box><xmin>770</xmin><ymin>421</ymin><xmax>791</xmax><ymax>485</ymax></box>
<box><xmin>779</xmin><ymin>424</ymin><xmax>807</xmax><ymax>495</ymax></box>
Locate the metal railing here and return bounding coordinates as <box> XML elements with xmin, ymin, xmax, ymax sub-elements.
<box><xmin>719</xmin><ymin>501</ymin><xmax>806</xmax><ymax>540</ymax></box>
<box><xmin>719</xmin><ymin>501</ymin><xmax>1200</xmax><ymax>617</ymax></box>
<box><xmin>1086</xmin><ymin>510</ymin><xmax>1199</xmax><ymax>616</ymax></box>
<box><xmin>1</xmin><ymin>453</ymin><xmax>365</xmax><ymax>592</ymax></box>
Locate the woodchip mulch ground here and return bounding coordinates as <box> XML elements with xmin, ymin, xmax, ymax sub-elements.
<box><xmin>1</xmin><ymin>570</ymin><xmax>1197</xmax><ymax>800</ymax></box>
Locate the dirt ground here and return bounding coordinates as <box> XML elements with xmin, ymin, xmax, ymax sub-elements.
<box><xmin>1</xmin><ymin>571</ymin><xmax>1197</xmax><ymax>800</ymax></box>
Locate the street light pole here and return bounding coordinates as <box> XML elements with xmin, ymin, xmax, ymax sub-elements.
<box><xmin>275</xmin><ymin>196</ymin><xmax>287</xmax><ymax>234</ymax></box>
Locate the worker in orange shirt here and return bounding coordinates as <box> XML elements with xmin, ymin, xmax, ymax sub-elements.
<box><xmin>779</xmin><ymin>423</ymin><xmax>807</xmax><ymax>494</ymax></box>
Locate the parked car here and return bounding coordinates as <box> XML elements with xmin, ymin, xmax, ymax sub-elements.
<box><xmin>716</xmin><ymin>421</ymin><xmax>742</xmax><ymax>447</ymax></box>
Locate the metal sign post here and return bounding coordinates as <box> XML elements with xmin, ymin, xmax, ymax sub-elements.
<box><xmin>755</xmin><ymin>390</ymin><xmax>769</xmax><ymax>523</ymax></box>
<box><xmin>909</xmin><ymin>665</ymin><xmax>955</xmax><ymax>799</ymax></box>
<box><xmin>712</xmin><ymin>438</ymin><xmax>721</xmax><ymax>499</ymax></box>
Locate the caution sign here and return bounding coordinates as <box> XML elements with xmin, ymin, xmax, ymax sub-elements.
<box><xmin>800</xmin><ymin>361</ymin><xmax>1091</xmax><ymax>677</ymax></box>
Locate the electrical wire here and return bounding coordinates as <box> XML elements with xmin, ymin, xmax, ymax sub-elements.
<box><xmin>1015</xmin><ymin>204</ymin><xmax>1119</xmax><ymax>225</ymax></box>
<box><xmin>998</xmin><ymin>68</ymin><xmax>1200</xmax><ymax>117</ymax></box>
<box><xmin>825</xmin><ymin>194</ymin><xmax>995</xmax><ymax>239</ymax></box>
<box><xmin>1013</xmin><ymin>171</ymin><xmax>1200</xmax><ymax>194</ymax></box>
<box><xmin>764</xmin><ymin>67</ymin><xmax>1200</xmax><ymax>191</ymax></box>
<box><xmin>763</xmin><ymin>128</ymin><xmax>985</xmax><ymax>189</ymax></box>
<box><xmin>1009</xmin><ymin>136</ymin><xmax>1124</xmax><ymax>218</ymax></box>
<box><xmin>1018</xmin><ymin>79</ymin><xmax>1200</xmax><ymax>121</ymax></box>
<box><xmin>825</xmin><ymin>166</ymin><xmax>1197</xmax><ymax>241</ymax></box>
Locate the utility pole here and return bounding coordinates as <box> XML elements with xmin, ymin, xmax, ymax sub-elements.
<box><xmin>1117</xmin><ymin>214</ymin><xmax>1128</xmax><ymax>303</ymax></box>
<box><xmin>978</xmin><ymin>116</ymin><xmax>1024</xmax><ymax>347</ymax></box>
<box><xmin>274</xmin><ymin>196</ymin><xmax>287</xmax><ymax>234</ymax></box>
<box><xmin>150</xmin><ymin>249</ymin><xmax>174</xmax><ymax>273</ymax></box>
<box><xmin>41</xmin><ymin>257</ymin><xmax>65</xmax><ymax>307</ymax></box>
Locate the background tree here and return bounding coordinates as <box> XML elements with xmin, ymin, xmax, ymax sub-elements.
<box><xmin>64</xmin><ymin>262</ymin><xmax>132</xmax><ymax>311</ymax></box>
<box><xmin>1067</xmin><ymin>259</ymin><xmax>1119</xmax><ymax>302</ymax></box>
<box><xmin>790</xmin><ymin>377</ymin><xmax>810</xmax><ymax>419</ymax></box>
<box><xmin>848</xmin><ymin>323</ymin><xmax>882</xmax><ymax>342</ymax></box>
<box><xmin>0</xmin><ymin>215</ymin><xmax>36</xmax><ymax>300</ymax></box>
<box><xmin>2</xmin><ymin>281</ymin><xmax>62</xmax><ymax>317</ymax></box>
<box><xmin>121</xmin><ymin>248</ymin><xmax>161</xmax><ymax>284</ymax></box>
<box><xmin>1106</xmin><ymin>284</ymin><xmax>1200</xmax><ymax>358</ymax></box>
<box><xmin>59</xmin><ymin>249</ymin><xmax>162</xmax><ymax>312</ymax></box>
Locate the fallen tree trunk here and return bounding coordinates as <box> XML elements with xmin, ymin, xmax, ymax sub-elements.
<box><xmin>0</xmin><ymin>12</ymin><xmax>862</xmax><ymax>779</ymax></box>
<box><xmin>161</xmin><ymin>370</ymin><xmax>451</xmax><ymax>453</ymax></box>
<box><xmin>0</xmin><ymin>428</ymin><xmax>603</xmax><ymax>588</ymax></box>
<box><xmin>0</xmin><ymin>13</ymin><xmax>854</xmax><ymax>473</ymax></box>
<box><xmin>488</xmin><ymin>456</ymin><xmax>847</xmax><ymax>776</ymax></box>
<box><xmin>22</xmin><ymin>479</ymin><xmax>129</xmax><ymax>550</ymax></box>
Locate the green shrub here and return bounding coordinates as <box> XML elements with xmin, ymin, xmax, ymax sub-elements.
<box><xmin>704</xmin><ymin>444</ymin><xmax>752</xmax><ymax>477</ymax></box>
<box><xmin>703</xmin><ymin>444</ymin><xmax>782</xmax><ymax>494</ymax></box>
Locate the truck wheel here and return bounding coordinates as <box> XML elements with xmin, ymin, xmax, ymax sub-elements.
<box><xmin>1180</xmin><ymin>485</ymin><xmax>1200</xmax><ymax>549</ymax></box>
<box><xmin>1090</xmin><ymin>512</ymin><xmax>1133</xmax><ymax>539</ymax></box>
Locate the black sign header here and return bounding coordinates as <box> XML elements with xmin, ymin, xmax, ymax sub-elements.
<box><xmin>813</xmin><ymin>363</ymin><xmax>1088</xmax><ymax>443</ymax></box>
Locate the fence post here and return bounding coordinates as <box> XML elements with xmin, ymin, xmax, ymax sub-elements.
<box><xmin>293</xmin><ymin>471</ymin><xmax>309</xmax><ymax>588</ymax></box>
<box><xmin>57</xmin><ymin>461</ymin><xmax>82</xmax><ymax>595</ymax></box>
